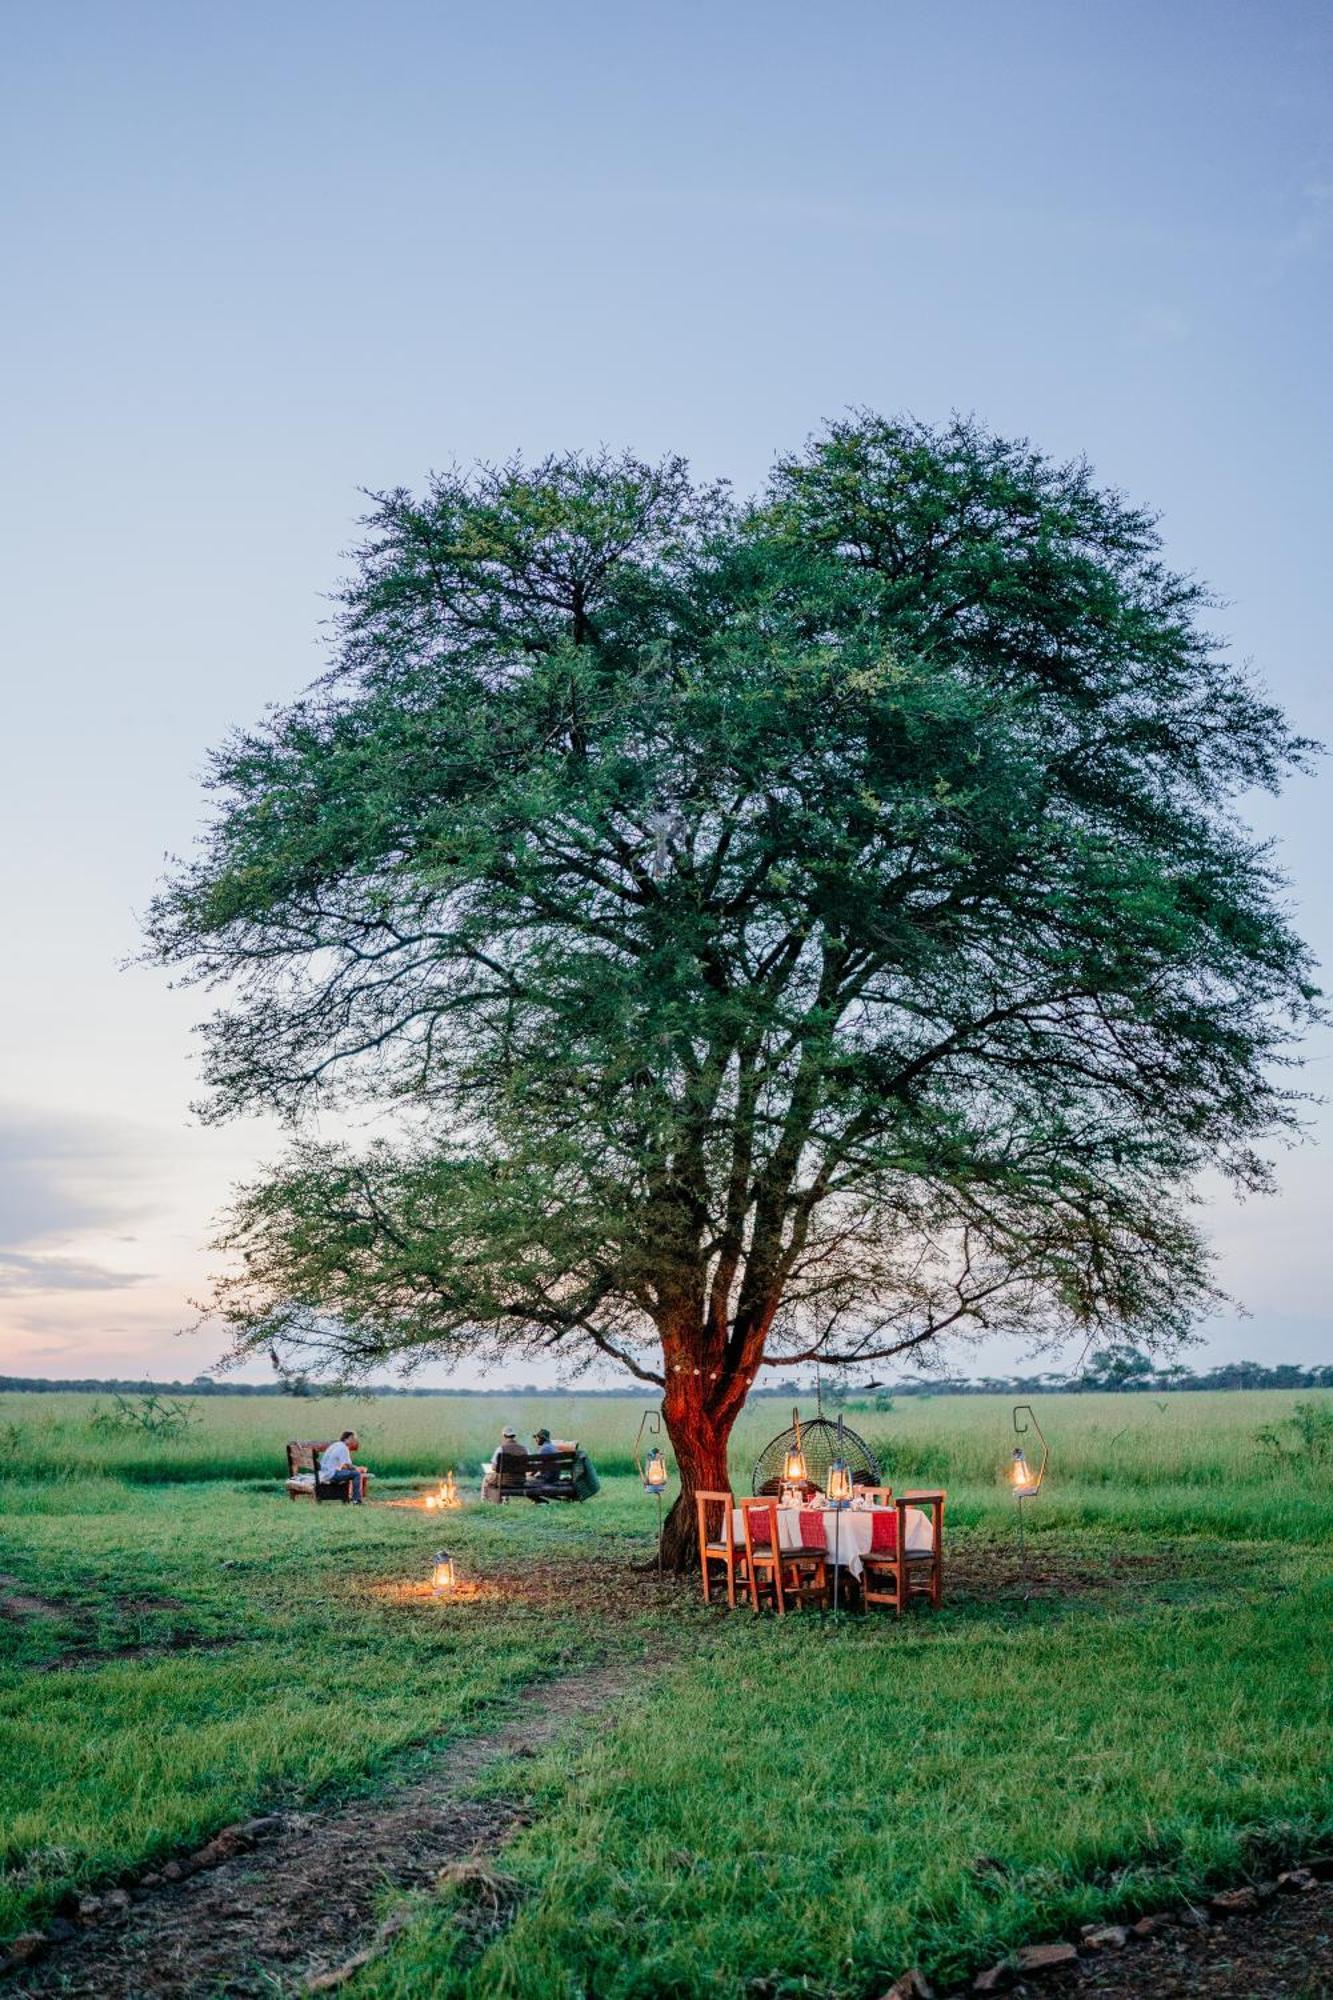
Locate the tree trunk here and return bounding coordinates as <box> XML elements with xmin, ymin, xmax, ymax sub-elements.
<box><xmin>657</xmin><ymin>1378</ymin><xmax>745</xmax><ymax>1574</ymax></box>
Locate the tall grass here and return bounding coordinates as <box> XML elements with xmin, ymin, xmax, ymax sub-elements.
<box><xmin>2</xmin><ymin>1388</ymin><xmax>1328</xmax><ymax>1496</ymax></box>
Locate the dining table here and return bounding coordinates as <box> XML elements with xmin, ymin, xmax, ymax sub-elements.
<box><xmin>733</xmin><ymin>1498</ymin><xmax>938</xmax><ymax>1580</ymax></box>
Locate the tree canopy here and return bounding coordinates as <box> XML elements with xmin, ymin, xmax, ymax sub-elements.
<box><xmin>146</xmin><ymin>414</ymin><xmax>1319</xmax><ymax>1551</ymax></box>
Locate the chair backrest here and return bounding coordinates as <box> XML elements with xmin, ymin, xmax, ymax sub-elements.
<box><xmin>535</xmin><ymin>1450</ymin><xmax>579</xmax><ymax>1484</ymax></box>
<box><xmin>287</xmin><ymin>1441</ymin><xmax>333</xmax><ymax>1479</ymax></box>
<box><xmin>857</xmin><ymin>1485</ymin><xmax>894</xmax><ymax>1506</ymax></box>
<box><xmin>694</xmin><ymin>1489</ymin><xmax>734</xmax><ymax>1550</ymax></box>
<box><xmin>899</xmin><ymin>1490</ymin><xmax>945</xmax><ymax>1550</ymax></box>
<box><xmin>739</xmin><ymin>1499</ymin><xmax>784</xmax><ymax>1611</ymax></box>
<box><xmin>496</xmin><ymin>1451</ymin><xmax>534</xmax><ymax>1494</ymax></box>
<box><xmin>739</xmin><ymin>1496</ymin><xmax>780</xmax><ymax>1550</ymax></box>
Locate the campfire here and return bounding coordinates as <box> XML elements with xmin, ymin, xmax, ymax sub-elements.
<box><xmin>387</xmin><ymin>1471</ymin><xmax>463</xmax><ymax>1512</ymax></box>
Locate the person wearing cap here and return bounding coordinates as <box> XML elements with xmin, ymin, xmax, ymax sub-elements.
<box><xmin>533</xmin><ymin>1426</ymin><xmax>560</xmax><ymax>1459</ymax></box>
<box><xmin>481</xmin><ymin>1423</ymin><xmax>529</xmax><ymax>1503</ymax></box>
<box><xmin>490</xmin><ymin>1424</ymin><xmax>527</xmax><ymax>1472</ymax></box>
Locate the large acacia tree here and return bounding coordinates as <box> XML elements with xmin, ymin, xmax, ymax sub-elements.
<box><xmin>147</xmin><ymin>416</ymin><xmax>1317</xmax><ymax>1564</ymax></box>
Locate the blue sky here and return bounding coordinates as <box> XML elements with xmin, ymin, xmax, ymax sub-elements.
<box><xmin>1</xmin><ymin>0</ymin><xmax>1329</xmax><ymax>1383</ymax></box>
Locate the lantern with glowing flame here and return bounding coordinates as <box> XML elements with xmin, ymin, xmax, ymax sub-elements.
<box><xmin>1008</xmin><ymin>1407</ymin><xmax>1047</xmax><ymax>1499</ymax></box>
<box><xmin>826</xmin><ymin>1416</ymin><xmax>857</xmax><ymax>1616</ymax></box>
<box><xmin>781</xmin><ymin>1408</ymin><xmax>809</xmax><ymax>1487</ymax></box>
<box><xmin>634</xmin><ymin>1410</ymin><xmax>671</xmax><ymax>1580</ymax></box>
<box><xmin>826</xmin><ymin>1457</ymin><xmax>854</xmax><ymax>1506</ymax></box>
<box><xmin>431</xmin><ymin>1549</ymin><xmax>457</xmax><ymax>1595</ymax></box>
<box><xmin>1008</xmin><ymin>1405</ymin><xmax>1049</xmax><ymax>1600</ymax></box>
<box><xmin>1009</xmin><ymin>1446</ymin><xmax>1038</xmax><ymax>1497</ymax></box>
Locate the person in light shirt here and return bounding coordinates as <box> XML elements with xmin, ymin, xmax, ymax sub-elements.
<box><xmin>318</xmin><ymin>1431</ymin><xmax>368</xmax><ymax>1503</ymax></box>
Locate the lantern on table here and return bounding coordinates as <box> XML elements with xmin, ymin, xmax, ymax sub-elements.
<box><xmin>431</xmin><ymin>1548</ymin><xmax>457</xmax><ymax>1596</ymax></box>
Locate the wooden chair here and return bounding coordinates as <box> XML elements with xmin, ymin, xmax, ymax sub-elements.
<box><xmin>739</xmin><ymin>1498</ymin><xmax>829</xmax><ymax>1614</ymax></box>
<box><xmin>861</xmin><ymin>1490</ymin><xmax>945</xmax><ymax>1614</ymax></box>
<box><xmin>854</xmin><ymin>1484</ymin><xmax>894</xmax><ymax>1506</ymax></box>
<box><xmin>695</xmin><ymin>1490</ymin><xmax>745</xmax><ymax>1607</ymax></box>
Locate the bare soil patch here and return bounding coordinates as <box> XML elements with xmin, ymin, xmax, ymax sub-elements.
<box><xmin>941</xmin><ymin>1538</ymin><xmax>1257</xmax><ymax>1606</ymax></box>
<box><xmin>3</xmin><ymin>1659</ymin><xmax>640</xmax><ymax>1999</ymax></box>
<box><xmin>2</xmin><ymin>1576</ymin><xmax>235</xmax><ymax>1670</ymax></box>
<box><xmin>985</xmin><ymin>1880</ymin><xmax>1333</xmax><ymax>1998</ymax></box>
<box><xmin>0</xmin><ymin>1577</ymin><xmax>68</xmax><ymax>1621</ymax></box>
<box><xmin>34</xmin><ymin>1635</ymin><xmax>241</xmax><ymax>1673</ymax></box>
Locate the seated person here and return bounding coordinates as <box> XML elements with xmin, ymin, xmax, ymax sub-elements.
<box><xmin>481</xmin><ymin>1425</ymin><xmax>528</xmax><ymax>1501</ymax></box>
<box><xmin>319</xmin><ymin>1430</ymin><xmax>368</xmax><ymax>1503</ymax></box>
<box><xmin>533</xmin><ymin>1426</ymin><xmax>560</xmax><ymax>1457</ymax></box>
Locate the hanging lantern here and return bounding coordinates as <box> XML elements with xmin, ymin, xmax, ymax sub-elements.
<box><xmin>634</xmin><ymin>1409</ymin><xmax>671</xmax><ymax>1581</ymax></box>
<box><xmin>1009</xmin><ymin>1446</ymin><xmax>1037</xmax><ymax>1496</ymax></box>
<box><xmin>1007</xmin><ymin>1406</ymin><xmax>1048</xmax><ymax>1499</ymax></box>
<box><xmin>431</xmin><ymin>1549</ymin><xmax>457</xmax><ymax>1595</ymax></box>
<box><xmin>1009</xmin><ymin>1406</ymin><xmax>1049</xmax><ymax>1604</ymax></box>
<box><xmin>781</xmin><ymin>1407</ymin><xmax>808</xmax><ymax>1485</ymax></box>
<box><xmin>827</xmin><ymin>1457</ymin><xmax>854</xmax><ymax>1506</ymax></box>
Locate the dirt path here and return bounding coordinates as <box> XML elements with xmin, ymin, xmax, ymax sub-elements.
<box><xmin>927</xmin><ymin>1879</ymin><xmax>1333</xmax><ymax>2000</ymax></box>
<box><xmin>5</xmin><ymin>1660</ymin><xmax>637</xmax><ymax>1999</ymax></box>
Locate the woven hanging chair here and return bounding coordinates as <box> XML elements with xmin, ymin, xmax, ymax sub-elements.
<box><xmin>750</xmin><ymin>1407</ymin><xmax>881</xmax><ymax>1496</ymax></box>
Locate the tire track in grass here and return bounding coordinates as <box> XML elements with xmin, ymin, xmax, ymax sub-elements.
<box><xmin>3</xmin><ymin>1659</ymin><xmax>643</xmax><ymax>1999</ymax></box>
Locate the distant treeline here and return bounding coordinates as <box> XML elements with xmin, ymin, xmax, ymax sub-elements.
<box><xmin>0</xmin><ymin>1376</ymin><xmax>669</xmax><ymax>1397</ymax></box>
<box><xmin>836</xmin><ymin>1351</ymin><xmax>1333</xmax><ymax>1401</ymax></box>
<box><xmin>2</xmin><ymin>1350</ymin><xmax>1330</xmax><ymax>1399</ymax></box>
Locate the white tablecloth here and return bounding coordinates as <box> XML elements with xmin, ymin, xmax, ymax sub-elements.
<box><xmin>732</xmin><ymin>1504</ymin><xmax>934</xmax><ymax>1579</ymax></box>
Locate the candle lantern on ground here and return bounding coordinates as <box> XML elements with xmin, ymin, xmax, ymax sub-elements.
<box><xmin>431</xmin><ymin>1549</ymin><xmax>457</xmax><ymax>1596</ymax></box>
<box><xmin>634</xmin><ymin>1410</ymin><xmax>672</xmax><ymax>1580</ymax></box>
<box><xmin>1008</xmin><ymin>1405</ymin><xmax>1048</xmax><ymax>1600</ymax></box>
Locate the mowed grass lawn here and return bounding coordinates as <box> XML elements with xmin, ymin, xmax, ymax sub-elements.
<box><xmin>2</xmin><ymin>1391</ymin><xmax>1332</xmax><ymax>1997</ymax></box>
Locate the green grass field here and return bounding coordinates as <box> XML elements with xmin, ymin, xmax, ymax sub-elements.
<box><xmin>3</xmin><ymin>1390</ymin><xmax>1331</xmax><ymax>1996</ymax></box>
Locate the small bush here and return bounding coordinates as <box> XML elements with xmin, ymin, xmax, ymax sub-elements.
<box><xmin>1255</xmin><ymin>1400</ymin><xmax>1333</xmax><ymax>1469</ymax></box>
<box><xmin>88</xmin><ymin>1393</ymin><xmax>200</xmax><ymax>1442</ymax></box>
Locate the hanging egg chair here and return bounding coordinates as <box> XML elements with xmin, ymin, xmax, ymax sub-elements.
<box><xmin>751</xmin><ymin>1405</ymin><xmax>881</xmax><ymax>1496</ymax></box>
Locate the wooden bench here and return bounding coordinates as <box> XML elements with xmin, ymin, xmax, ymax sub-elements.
<box><xmin>285</xmin><ymin>1441</ymin><xmax>372</xmax><ymax>1503</ymax></box>
<box><xmin>494</xmin><ymin>1447</ymin><xmax>582</xmax><ymax>1502</ymax></box>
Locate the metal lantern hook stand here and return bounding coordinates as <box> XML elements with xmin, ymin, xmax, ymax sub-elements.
<box><xmin>634</xmin><ymin>1408</ymin><xmax>670</xmax><ymax>1581</ymax></box>
<box><xmin>1010</xmin><ymin>1404</ymin><xmax>1048</xmax><ymax>1602</ymax></box>
<box><xmin>826</xmin><ymin>1415</ymin><xmax>855</xmax><ymax>1619</ymax></box>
